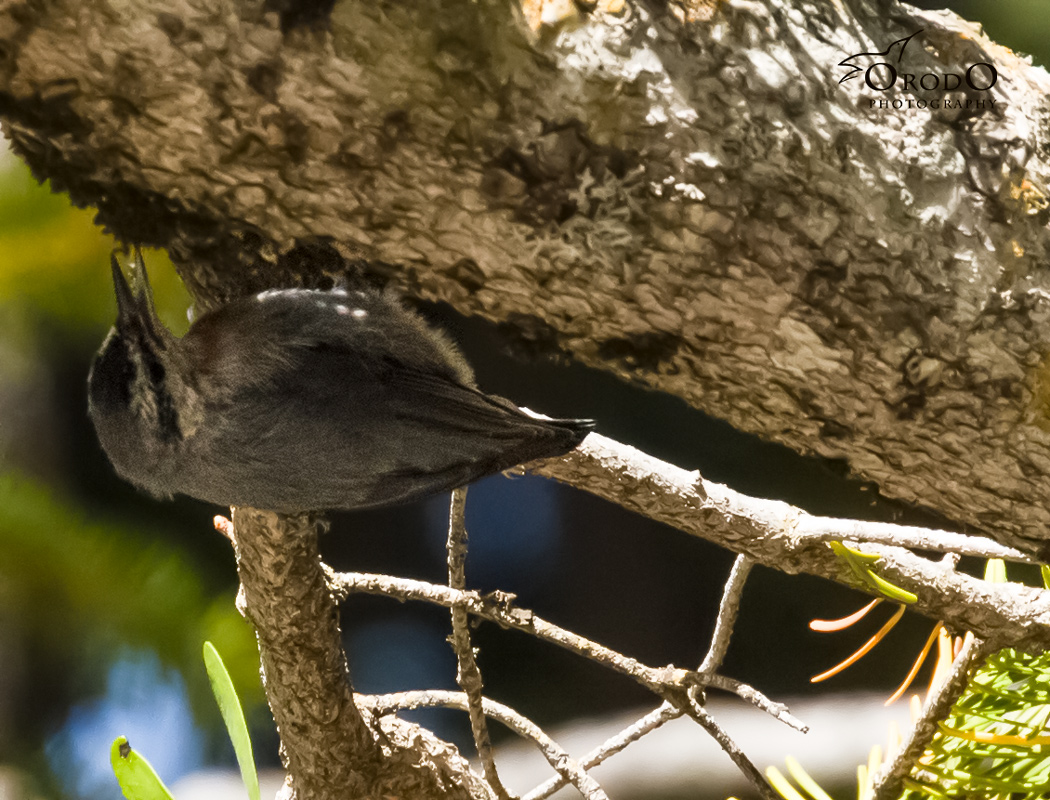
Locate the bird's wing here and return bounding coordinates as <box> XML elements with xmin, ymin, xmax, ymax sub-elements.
<box><xmin>208</xmin><ymin>343</ymin><xmax>585</xmax><ymax>511</ymax></box>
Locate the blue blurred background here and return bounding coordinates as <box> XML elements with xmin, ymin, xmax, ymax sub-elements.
<box><xmin>0</xmin><ymin>2</ymin><xmax>1046</xmax><ymax>798</ymax></box>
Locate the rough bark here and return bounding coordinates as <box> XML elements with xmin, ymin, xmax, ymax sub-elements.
<box><xmin>530</xmin><ymin>433</ymin><xmax>1050</xmax><ymax>653</ymax></box>
<box><xmin>2</xmin><ymin>0</ymin><xmax>1048</xmax><ymax>554</ymax></box>
<box><xmin>230</xmin><ymin>508</ymin><xmax>486</xmax><ymax>800</ymax></box>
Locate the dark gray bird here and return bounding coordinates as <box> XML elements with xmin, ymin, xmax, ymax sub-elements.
<box><xmin>88</xmin><ymin>250</ymin><xmax>593</xmax><ymax>512</ymax></box>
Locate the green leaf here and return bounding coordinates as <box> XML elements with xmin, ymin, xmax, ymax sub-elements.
<box><xmin>984</xmin><ymin>559</ymin><xmax>1007</xmax><ymax>584</ymax></box>
<box><xmin>110</xmin><ymin>736</ymin><xmax>176</xmax><ymax>800</ymax></box>
<box><xmin>203</xmin><ymin>642</ymin><xmax>260</xmax><ymax>800</ymax></box>
<box><xmin>828</xmin><ymin>540</ymin><xmax>882</xmax><ymax>564</ymax></box>
<box><xmin>828</xmin><ymin>542</ymin><xmax>917</xmax><ymax>604</ymax></box>
<box><xmin>828</xmin><ymin>541</ymin><xmax>881</xmax><ymax>589</ymax></box>
<box><xmin>865</xmin><ymin>569</ymin><xmax>918</xmax><ymax>605</ymax></box>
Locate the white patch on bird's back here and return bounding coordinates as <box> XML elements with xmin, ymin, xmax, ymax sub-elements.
<box><xmin>256</xmin><ymin>288</ymin><xmax>300</xmax><ymax>302</ymax></box>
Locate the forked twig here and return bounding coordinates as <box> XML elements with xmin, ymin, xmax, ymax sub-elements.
<box><xmin>523</xmin><ymin>554</ymin><xmax>789</xmax><ymax>800</ymax></box>
<box><xmin>446</xmin><ymin>488</ymin><xmax>511</xmax><ymax>800</ymax></box>
<box><xmin>523</xmin><ymin>702</ymin><xmax>682</xmax><ymax>800</ymax></box>
<box><xmin>361</xmin><ymin>690</ymin><xmax>608</xmax><ymax>800</ymax></box>
<box><xmin>332</xmin><ymin>569</ymin><xmax>800</xmax><ymax>728</ymax></box>
<box><xmin>684</xmin><ymin>692</ymin><xmax>780</xmax><ymax>800</ymax></box>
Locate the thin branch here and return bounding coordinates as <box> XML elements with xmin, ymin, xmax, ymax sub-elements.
<box><xmin>446</xmin><ymin>488</ymin><xmax>510</xmax><ymax>800</ymax></box>
<box><xmin>701</xmin><ymin>676</ymin><xmax>806</xmax><ymax>732</ymax></box>
<box><xmin>332</xmin><ymin>570</ymin><xmax>690</xmax><ymax>691</ymax></box>
<box><xmin>333</xmin><ymin>562</ymin><xmax>802</xmax><ymax>797</ymax></box>
<box><xmin>869</xmin><ymin>635</ymin><xmax>995</xmax><ymax>800</ymax></box>
<box><xmin>525</xmin><ymin>555</ymin><xmax>789</xmax><ymax>800</ymax></box>
<box><xmin>524</xmin><ymin>431</ymin><xmax>1050</xmax><ymax>652</ymax></box>
<box><xmin>332</xmin><ymin>570</ymin><xmax>801</xmax><ymax>730</ymax></box>
<box><xmin>799</xmin><ymin>518</ymin><xmax>1032</xmax><ymax>562</ymax></box>
<box><xmin>360</xmin><ymin>690</ymin><xmax>608</xmax><ymax>800</ymax></box>
<box><xmin>683</xmin><ymin>693</ymin><xmax>780</xmax><ymax>800</ymax></box>
<box><xmin>701</xmin><ymin>555</ymin><xmax>754</xmax><ymax>675</ymax></box>
<box><xmin>523</xmin><ymin>702</ymin><xmax>682</xmax><ymax>800</ymax></box>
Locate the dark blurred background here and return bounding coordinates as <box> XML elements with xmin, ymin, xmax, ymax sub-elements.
<box><xmin>0</xmin><ymin>2</ymin><xmax>1046</xmax><ymax>798</ymax></box>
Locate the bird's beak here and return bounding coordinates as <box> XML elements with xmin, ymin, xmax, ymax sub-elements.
<box><xmin>110</xmin><ymin>251</ymin><xmax>136</xmax><ymax>326</ymax></box>
<box><xmin>111</xmin><ymin>247</ymin><xmax>160</xmax><ymax>333</ymax></box>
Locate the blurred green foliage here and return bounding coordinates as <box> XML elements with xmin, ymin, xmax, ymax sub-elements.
<box><xmin>947</xmin><ymin>0</ymin><xmax>1050</xmax><ymax>68</ymax></box>
<box><xmin>0</xmin><ymin>155</ymin><xmax>191</xmax><ymax>334</ymax></box>
<box><xmin>0</xmin><ymin>473</ymin><xmax>259</xmax><ymax>708</ymax></box>
<box><xmin>202</xmin><ymin>642</ymin><xmax>261</xmax><ymax>800</ymax></box>
<box><xmin>0</xmin><ymin>152</ymin><xmax>258</xmax><ymax>796</ymax></box>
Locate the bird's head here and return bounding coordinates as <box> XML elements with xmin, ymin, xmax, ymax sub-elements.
<box><xmin>88</xmin><ymin>249</ymin><xmax>186</xmax><ymax>490</ymax></box>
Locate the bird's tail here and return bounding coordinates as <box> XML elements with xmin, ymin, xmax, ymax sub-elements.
<box><xmin>545</xmin><ymin>417</ymin><xmax>595</xmax><ymax>452</ymax></box>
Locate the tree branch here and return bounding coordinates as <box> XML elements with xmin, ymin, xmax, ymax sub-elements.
<box><xmin>700</xmin><ymin>555</ymin><xmax>754</xmax><ymax>675</ymax></box>
<box><xmin>524</xmin><ymin>432</ymin><xmax>1050</xmax><ymax>651</ymax></box>
<box><xmin>229</xmin><ymin>509</ymin><xmax>482</xmax><ymax>800</ymax></box>
<box><xmin>869</xmin><ymin>634</ymin><xmax>995</xmax><ymax>800</ymax></box>
<box><xmin>683</xmin><ymin>696</ymin><xmax>779</xmax><ymax>800</ymax></box>
<box><xmin>362</xmin><ymin>690</ymin><xmax>607</xmax><ymax>800</ymax></box>
<box><xmin>522</xmin><ymin>702</ymin><xmax>682</xmax><ymax>800</ymax></box>
<box><xmin>445</xmin><ymin>488</ymin><xmax>510</xmax><ymax>799</ymax></box>
<box><xmin>229</xmin><ymin>509</ymin><xmax>379</xmax><ymax>799</ymax></box>
<box><xmin>331</xmin><ymin>570</ymin><xmax>804</xmax><ymax>729</ymax></box>
<box><xmin>525</xmin><ymin>554</ymin><xmax>766</xmax><ymax>800</ymax></box>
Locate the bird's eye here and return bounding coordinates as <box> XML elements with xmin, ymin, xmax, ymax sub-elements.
<box><xmin>145</xmin><ymin>353</ymin><xmax>166</xmax><ymax>385</ymax></box>
<box><xmin>89</xmin><ymin>335</ymin><xmax>135</xmax><ymax>411</ymax></box>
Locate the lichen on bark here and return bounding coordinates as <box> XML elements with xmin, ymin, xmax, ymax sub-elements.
<box><xmin>0</xmin><ymin>5</ymin><xmax>1048</xmax><ymax>546</ymax></box>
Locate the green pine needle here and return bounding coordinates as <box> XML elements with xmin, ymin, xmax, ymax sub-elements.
<box><xmin>203</xmin><ymin>642</ymin><xmax>261</xmax><ymax>800</ymax></box>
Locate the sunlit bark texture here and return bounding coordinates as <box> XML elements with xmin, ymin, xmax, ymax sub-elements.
<box><xmin>1</xmin><ymin>0</ymin><xmax>1050</xmax><ymax>557</ymax></box>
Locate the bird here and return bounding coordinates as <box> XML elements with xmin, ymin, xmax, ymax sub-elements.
<box><xmin>88</xmin><ymin>249</ymin><xmax>593</xmax><ymax>513</ymax></box>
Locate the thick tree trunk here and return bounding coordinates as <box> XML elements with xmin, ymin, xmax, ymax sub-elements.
<box><xmin>3</xmin><ymin>0</ymin><xmax>1048</xmax><ymax>554</ymax></box>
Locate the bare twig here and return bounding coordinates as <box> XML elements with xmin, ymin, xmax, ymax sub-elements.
<box><xmin>701</xmin><ymin>555</ymin><xmax>754</xmax><ymax>675</ymax></box>
<box><xmin>869</xmin><ymin>635</ymin><xmax>995</xmax><ymax>800</ymax></box>
<box><xmin>361</xmin><ymin>690</ymin><xmax>608</xmax><ymax>800</ymax></box>
<box><xmin>684</xmin><ymin>693</ymin><xmax>780</xmax><ymax>800</ymax></box>
<box><xmin>702</xmin><ymin>675</ymin><xmax>807</xmax><ymax>731</ymax></box>
<box><xmin>333</xmin><ymin>569</ymin><xmax>799</xmax><ymax>729</ymax></box>
<box><xmin>332</xmin><ymin>570</ymin><xmax>690</xmax><ymax>691</ymax></box>
<box><xmin>523</xmin><ymin>702</ymin><xmax>682</xmax><ymax>800</ymax></box>
<box><xmin>335</xmin><ymin>559</ymin><xmax>806</xmax><ymax>800</ymax></box>
<box><xmin>524</xmin><ymin>555</ymin><xmax>787</xmax><ymax>800</ymax></box>
<box><xmin>525</xmin><ymin>432</ymin><xmax>1050</xmax><ymax>651</ymax></box>
<box><xmin>446</xmin><ymin>488</ymin><xmax>511</xmax><ymax>800</ymax></box>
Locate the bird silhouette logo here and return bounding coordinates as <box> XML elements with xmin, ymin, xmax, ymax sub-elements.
<box><xmin>838</xmin><ymin>30</ymin><xmax>923</xmax><ymax>85</ymax></box>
